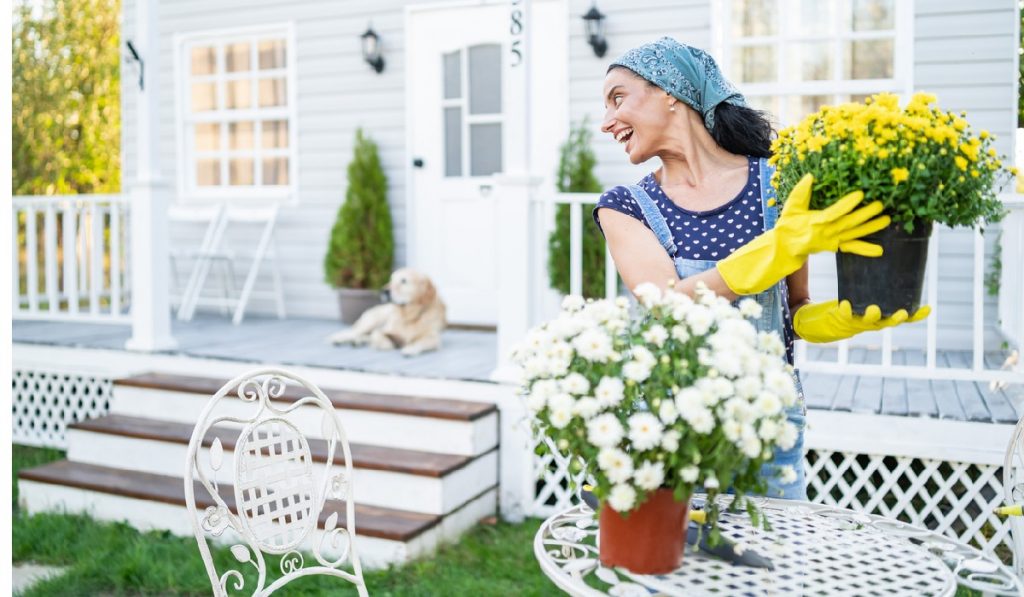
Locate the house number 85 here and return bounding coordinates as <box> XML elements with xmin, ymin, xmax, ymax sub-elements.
<box><xmin>510</xmin><ymin>0</ymin><xmax>523</xmax><ymax>67</ymax></box>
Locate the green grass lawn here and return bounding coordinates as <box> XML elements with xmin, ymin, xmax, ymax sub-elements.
<box><xmin>12</xmin><ymin>445</ymin><xmax>562</xmax><ymax>596</ymax></box>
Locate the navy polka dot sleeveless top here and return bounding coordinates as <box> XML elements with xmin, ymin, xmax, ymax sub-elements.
<box><xmin>592</xmin><ymin>156</ymin><xmax>763</xmax><ymax>260</ymax></box>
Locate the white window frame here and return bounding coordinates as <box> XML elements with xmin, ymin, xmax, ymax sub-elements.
<box><xmin>441</xmin><ymin>43</ymin><xmax>505</xmax><ymax>179</ymax></box>
<box><xmin>711</xmin><ymin>0</ymin><xmax>914</xmax><ymax>127</ymax></box>
<box><xmin>173</xmin><ymin>23</ymin><xmax>299</xmax><ymax>204</ymax></box>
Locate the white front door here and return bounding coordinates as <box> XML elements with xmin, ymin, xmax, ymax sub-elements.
<box><xmin>408</xmin><ymin>4</ymin><xmax>506</xmax><ymax>326</ymax></box>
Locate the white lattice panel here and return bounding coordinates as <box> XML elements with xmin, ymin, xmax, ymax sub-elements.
<box><xmin>12</xmin><ymin>368</ymin><xmax>112</xmax><ymax>448</ymax></box>
<box><xmin>530</xmin><ymin>447</ymin><xmax>1015</xmax><ymax>563</ymax></box>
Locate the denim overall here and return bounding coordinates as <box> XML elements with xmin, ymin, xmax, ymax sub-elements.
<box><xmin>626</xmin><ymin>157</ymin><xmax>807</xmax><ymax>500</ymax></box>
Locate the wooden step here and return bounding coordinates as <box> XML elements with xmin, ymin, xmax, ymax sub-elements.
<box><xmin>20</xmin><ymin>460</ymin><xmax>439</xmax><ymax>543</ymax></box>
<box><xmin>117</xmin><ymin>373</ymin><xmax>496</xmax><ymax>421</ymax></box>
<box><xmin>72</xmin><ymin>414</ymin><xmax>472</xmax><ymax>478</ymax></box>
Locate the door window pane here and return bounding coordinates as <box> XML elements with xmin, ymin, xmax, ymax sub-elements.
<box><xmin>732</xmin><ymin>0</ymin><xmax>776</xmax><ymax>37</ymax></box>
<box><xmin>195</xmin><ymin>123</ymin><xmax>220</xmax><ymax>151</ymax></box>
<box><xmin>258</xmin><ymin>78</ymin><xmax>287</xmax><ymax>107</ymax></box>
<box><xmin>230</xmin><ymin>158</ymin><xmax>254</xmax><ymax>185</ymax></box>
<box><xmin>261</xmin><ymin>120</ymin><xmax>288</xmax><ymax>148</ymax></box>
<box><xmin>789</xmin><ymin>42</ymin><xmax>832</xmax><ymax>81</ymax></box>
<box><xmin>226</xmin><ymin>79</ymin><xmax>252</xmax><ymax>109</ymax></box>
<box><xmin>258</xmin><ymin>39</ymin><xmax>286</xmax><ymax>70</ymax></box>
<box><xmin>191</xmin><ymin>46</ymin><xmax>216</xmax><ymax>75</ymax></box>
<box><xmin>225</xmin><ymin>42</ymin><xmax>251</xmax><ymax>72</ymax></box>
<box><xmin>797</xmin><ymin>0</ymin><xmax>833</xmax><ymax>36</ymax></box>
<box><xmin>846</xmin><ymin>39</ymin><xmax>893</xmax><ymax>79</ymax></box>
<box><xmin>197</xmin><ymin>159</ymin><xmax>221</xmax><ymax>186</ymax></box>
<box><xmin>444</xmin><ymin>107</ymin><xmax>462</xmax><ymax>177</ymax></box>
<box><xmin>444</xmin><ymin>50</ymin><xmax>461</xmax><ymax>99</ymax></box>
<box><xmin>733</xmin><ymin>45</ymin><xmax>776</xmax><ymax>83</ymax></box>
<box><xmin>468</xmin><ymin>44</ymin><xmax>501</xmax><ymax>115</ymax></box>
<box><xmin>470</xmin><ymin>123</ymin><xmax>502</xmax><ymax>177</ymax></box>
<box><xmin>787</xmin><ymin>95</ymin><xmax>831</xmax><ymax>121</ymax></box>
<box><xmin>851</xmin><ymin>0</ymin><xmax>894</xmax><ymax>31</ymax></box>
<box><xmin>229</xmin><ymin>122</ymin><xmax>254</xmax><ymax>150</ymax></box>
<box><xmin>191</xmin><ymin>82</ymin><xmax>217</xmax><ymax>112</ymax></box>
<box><xmin>262</xmin><ymin>157</ymin><xmax>289</xmax><ymax>185</ymax></box>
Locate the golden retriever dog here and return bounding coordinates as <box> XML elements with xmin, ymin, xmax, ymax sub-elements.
<box><xmin>328</xmin><ymin>268</ymin><xmax>447</xmax><ymax>356</ymax></box>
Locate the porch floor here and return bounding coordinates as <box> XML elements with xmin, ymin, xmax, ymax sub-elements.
<box><xmin>12</xmin><ymin>316</ymin><xmax>1023</xmax><ymax>424</ymax></box>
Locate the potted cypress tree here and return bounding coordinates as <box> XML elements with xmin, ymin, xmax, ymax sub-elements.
<box><xmin>548</xmin><ymin>119</ymin><xmax>608</xmax><ymax>298</ymax></box>
<box><xmin>324</xmin><ymin>128</ymin><xmax>394</xmax><ymax>324</ymax></box>
<box><xmin>771</xmin><ymin>93</ymin><xmax>1016</xmax><ymax>315</ymax></box>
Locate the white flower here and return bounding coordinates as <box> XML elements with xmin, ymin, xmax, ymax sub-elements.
<box><xmin>561</xmin><ymin>295</ymin><xmax>585</xmax><ymax>312</ymax></box>
<box><xmin>778</xmin><ymin>465</ymin><xmax>798</xmax><ymax>485</ymax></box>
<box><xmin>704</xmin><ymin>476</ymin><xmax>720</xmax><ymax>490</ymax></box>
<box><xmin>549</xmin><ymin>408</ymin><xmax>572</xmax><ymax>429</ymax></box>
<box><xmin>758</xmin><ymin>419</ymin><xmax>780</xmax><ymax>441</ymax></box>
<box><xmin>525</xmin><ymin>391</ymin><xmax>547</xmax><ymax>413</ymax></box>
<box><xmin>608</xmin><ymin>483</ymin><xmax>637</xmax><ymax>512</ymax></box>
<box><xmin>661</xmin><ymin>430</ymin><xmax>681</xmax><ymax>452</ymax></box>
<box><xmin>658</xmin><ymin>399</ymin><xmax>679</xmax><ymax>424</ymax></box>
<box><xmin>765</xmin><ymin>370</ymin><xmax>796</xmax><ymax>402</ymax></box>
<box><xmin>723</xmin><ymin>420</ymin><xmax>742</xmax><ymax>442</ymax></box>
<box><xmin>777</xmin><ymin>421</ymin><xmax>799</xmax><ymax>450</ymax></box>
<box><xmin>573</xmin><ymin>329</ymin><xmax>614</xmax><ymax>362</ymax></box>
<box><xmin>631</xmin><ymin>345</ymin><xmax>656</xmax><ymax>367</ymax></box>
<box><xmin>627</xmin><ymin>413</ymin><xmax>664</xmax><ymax>451</ymax></box>
<box><xmin>560</xmin><ymin>373</ymin><xmax>591</xmax><ymax>396</ymax></box>
<box><xmin>587</xmin><ymin>413</ymin><xmax>624</xmax><ymax>448</ymax></box>
<box><xmin>754</xmin><ymin>391</ymin><xmax>782</xmax><ymax>417</ymax></box>
<box><xmin>735</xmin><ymin>376</ymin><xmax>762</xmax><ymax>399</ymax></box>
<box><xmin>642</xmin><ymin>325</ymin><xmax>669</xmax><ymax>348</ymax></box>
<box><xmin>634</xmin><ymin>461</ymin><xmax>665</xmax><ymax>491</ymax></box>
<box><xmin>548</xmin><ymin>392</ymin><xmax>574</xmax><ymax>413</ymax></box>
<box><xmin>718</xmin><ymin>318</ymin><xmax>757</xmax><ymax>344</ymax></box>
<box><xmin>685</xmin><ymin>407</ymin><xmax>715</xmax><ymax>434</ymax></box>
<box><xmin>595</xmin><ymin>377</ymin><xmax>625</xmax><ymax>407</ymax></box>
<box><xmin>723</xmin><ymin>398</ymin><xmax>754</xmax><ymax>424</ymax></box>
<box><xmin>741</xmin><ymin>434</ymin><xmax>762</xmax><ymax>458</ymax></box>
<box><xmin>680</xmin><ymin>466</ymin><xmax>699</xmax><ymax>483</ymax></box>
<box><xmin>633</xmin><ymin>282</ymin><xmax>662</xmax><ymax>308</ymax></box>
<box><xmin>572</xmin><ymin>397</ymin><xmax>601</xmax><ymax>419</ymax></box>
<box><xmin>758</xmin><ymin>332</ymin><xmax>786</xmax><ymax>357</ymax></box>
<box><xmin>623</xmin><ymin>361</ymin><xmax>652</xmax><ymax>383</ymax></box>
<box><xmin>710</xmin><ymin>378</ymin><xmax>735</xmax><ymax>400</ymax></box>
<box><xmin>686</xmin><ymin>305</ymin><xmax>714</xmax><ymax>336</ymax></box>
<box><xmin>739</xmin><ymin>298</ymin><xmax>763</xmax><ymax>319</ymax></box>
<box><xmin>670</xmin><ymin>324</ymin><xmax>690</xmax><ymax>342</ymax></box>
<box><xmin>597</xmin><ymin>448</ymin><xmax>634</xmax><ymax>483</ymax></box>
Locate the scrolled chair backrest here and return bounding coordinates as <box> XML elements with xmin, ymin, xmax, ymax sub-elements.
<box><xmin>184</xmin><ymin>368</ymin><xmax>368</xmax><ymax>597</ymax></box>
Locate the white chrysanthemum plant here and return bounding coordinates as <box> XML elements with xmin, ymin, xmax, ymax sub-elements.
<box><xmin>512</xmin><ymin>281</ymin><xmax>799</xmax><ymax>542</ymax></box>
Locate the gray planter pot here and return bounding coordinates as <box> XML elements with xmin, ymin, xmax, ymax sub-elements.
<box><xmin>336</xmin><ymin>288</ymin><xmax>382</xmax><ymax>325</ymax></box>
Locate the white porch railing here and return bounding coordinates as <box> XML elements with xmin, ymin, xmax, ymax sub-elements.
<box><xmin>530</xmin><ymin>191</ymin><xmax>1024</xmax><ymax>387</ymax></box>
<box><xmin>12</xmin><ymin>194</ymin><xmax>131</xmax><ymax>323</ymax></box>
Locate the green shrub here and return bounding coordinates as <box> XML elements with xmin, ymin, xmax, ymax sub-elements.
<box><xmin>324</xmin><ymin>128</ymin><xmax>394</xmax><ymax>289</ymax></box>
<box><xmin>547</xmin><ymin>120</ymin><xmax>608</xmax><ymax>298</ymax></box>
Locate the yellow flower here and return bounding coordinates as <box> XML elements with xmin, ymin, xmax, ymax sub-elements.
<box><xmin>878</xmin><ymin>148</ymin><xmax>890</xmax><ymax>159</ymax></box>
<box><xmin>891</xmin><ymin>168</ymin><xmax>910</xmax><ymax>184</ymax></box>
<box><xmin>1011</xmin><ymin>167</ymin><xmax>1020</xmax><ymax>176</ymax></box>
<box><xmin>970</xmin><ymin>170</ymin><xmax>980</xmax><ymax>178</ymax></box>
<box><xmin>980</xmin><ymin>130</ymin><xmax>990</xmax><ymax>140</ymax></box>
<box><xmin>954</xmin><ymin>156</ymin><xmax>968</xmax><ymax>171</ymax></box>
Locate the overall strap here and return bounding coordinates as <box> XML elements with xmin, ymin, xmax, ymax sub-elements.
<box><xmin>759</xmin><ymin>157</ymin><xmax>779</xmax><ymax>232</ymax></box>
<box><xmin>627</xmin><ymin>183</ymin><xmax>677</xmax><ymax>257</ymax></box>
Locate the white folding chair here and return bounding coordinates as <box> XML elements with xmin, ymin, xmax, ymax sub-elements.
<box><xmin>184</xmin><ymin>368</ymin><xmax>368</xmax><ymax>597</ymax></box>
<box><xmin>169</xmin><ymin>203</ymin><xmax>231</xmax><ymax>316</ymax></box>
<box><xmin>1003</xmin><ymin>412</ymin><xmax>1024</xmax><ymax>575</ymax></box>
<box><xmin>177</xmin><ymin>203</ymin><xmax>286</xmax><ymax>325</ymax></box>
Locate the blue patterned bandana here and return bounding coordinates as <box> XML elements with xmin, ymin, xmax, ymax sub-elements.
<box><xmin>610</xmin><ymin>37</ymin><xmax>747</xmax><ymax>132</ymax></box>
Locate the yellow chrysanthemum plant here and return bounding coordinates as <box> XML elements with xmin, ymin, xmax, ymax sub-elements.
<box><xmin>769</xmin><ymin>92</ymin><xmax>1014</xmax><ymax>314</ymax></box>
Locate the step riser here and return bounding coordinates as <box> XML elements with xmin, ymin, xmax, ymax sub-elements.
<box><xmin>112</xmin><ymin>386</ymin><xmax>498</xmax><ymax>457</ymax></box>
<box><xmin>19</xmin><ymin>480</ymin><xmax>498</xmax><ymax>570</ymax></box>
<box><xmin>66</xmin><ymin>430</ymin><xmax>498</xmax><ymax>516</ymax></box>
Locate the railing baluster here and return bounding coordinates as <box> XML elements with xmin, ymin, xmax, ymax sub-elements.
<box><xmin>569</xmin><ymin>202</ymin><xmax>582</xmax><ymax>297</ymax></box>
<box><xmin>881</xmin><ymin>328</ymin><xmax>892</xmax><ymax>368</ymax></box>
<box><xmin>12</xmin><ymin>206</ymin><xmax>21</xmax><ymax>312</ymax></box>
<box><xmin>110</xmin><ymin>201</ymin><xmax>122</xmax><ymax>315</ymax></box>
<box><xmin>972</xmin><ymin>228</ymin><xmax>984</xmax><ymax>371</ymax></box>
<box><xmin>90</xmin><ymin>202</ymin><xmax>103</xmax><ymax>315</ymax></box>
<box><xmin>926</xmin><ymin>227</ymin><xmax>939</xmax><ymax>369</ymax></box>
<box><xmin>26</xmin><ymin>206</ymin><xmax>38</xmax><ymax>313</ymax></box>
<box><xmin>63</xmin><ymin>202</ymin><xmax>79</xmax><ymax>314</ymax></box>
<box><xmin>837</xmin><ymin>341</ymin><xmax>849</xmax><ymax>365</ymax></box>
<box><xmin>44</xmin><ymin>204</ymin><xmax>59</xmax><ymax>313</ymax></box>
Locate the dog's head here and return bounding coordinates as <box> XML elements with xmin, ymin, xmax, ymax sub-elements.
<box><xmin>383</xmin><ymin>268</ymin><xmax>438</xmax><ymax>308</ymax></box>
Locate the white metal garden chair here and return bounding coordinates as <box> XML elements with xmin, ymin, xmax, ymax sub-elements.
<box><xmin>1002</xmin><ymin>411</ymin><xmax>1024</xmax><ymax>576</ymax></box>
<box><xmin>184</xmin><ymin>368</ymin><xmax>368</xmax><ymax>596</ymax></box>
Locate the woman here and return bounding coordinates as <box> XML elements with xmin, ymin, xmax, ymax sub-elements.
<box><xmin>593</xmin><ymin>37</ymin><xmax>929</xmax><ymax>500</ymax></box>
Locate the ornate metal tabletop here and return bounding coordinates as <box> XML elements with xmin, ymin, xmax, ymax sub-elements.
<box><xmin>534</xmin><ymin>495</ymin><xmax>1022</xmax><ymax>596</ymax></box>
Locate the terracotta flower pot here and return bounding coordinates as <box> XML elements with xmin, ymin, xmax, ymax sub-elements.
<box><xmin>598</xmin><ymin>488</ymin><xmax>689</xmax><ymax>574</ymax></box>
<box><xmin>336</xmin><ymin>288</ymin><xmax>382</xmax><ymax>325</ymax></box>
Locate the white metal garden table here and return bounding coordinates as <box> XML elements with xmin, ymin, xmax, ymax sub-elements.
<box><xmin>534</xmin><ymin>495</ymin><xmax>1022</xmax><ymax>596</ymax></box>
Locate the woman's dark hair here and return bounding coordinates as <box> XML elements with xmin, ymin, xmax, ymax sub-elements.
<box><xmin>607</xmin><ymin>64</ymin><xmax>775</xmax><ymax>158</ymax></box>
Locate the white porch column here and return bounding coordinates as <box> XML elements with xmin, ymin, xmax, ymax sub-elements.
<box><xmin>125</xmin><ymin>0</ymin><xmax>176</xmax><ymax>351</ymax></box>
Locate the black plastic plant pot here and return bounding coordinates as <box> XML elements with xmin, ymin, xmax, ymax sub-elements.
<box><xmin>836</xmin><ymin>219</ymin><xmax>932</xmax><ymax>318</ymax></box>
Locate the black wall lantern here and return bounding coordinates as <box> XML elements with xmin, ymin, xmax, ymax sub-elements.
<box><xmin>582</xmin><ymin>3</ymin><xmax>608</xmax><ymax>58</ymax></box>
<box><xmin>361</xmin><ymin>25</ymin><xmax>385</xmax><ymax>73</ymax></box>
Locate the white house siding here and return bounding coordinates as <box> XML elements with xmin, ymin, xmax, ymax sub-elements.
<box><xmin>567</xmin><ymin>0</ymin><xmax>1018</xmax><ymax>350</ymax></box>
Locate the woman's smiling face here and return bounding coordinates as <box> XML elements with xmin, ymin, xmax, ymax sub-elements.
<box><xmin>601</xmin><ymin>68</ymin><xmax>674</xmax><ymax>164</ymax></box>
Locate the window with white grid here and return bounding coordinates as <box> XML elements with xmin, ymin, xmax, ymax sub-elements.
<box><xmin>715</xmin><ymin>0</ymin><xmax>912</xmax><ymax>126</ymax></box>
<box><xmin>176</xmin><ymin>25</ymin><xmax>296</xmax><ymax>201</ymax></box>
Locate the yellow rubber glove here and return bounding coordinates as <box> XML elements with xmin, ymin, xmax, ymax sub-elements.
<box><xmin>793</xmin><ymin>300</ymin><xmax>931</xmax><ymax>344</ymax></box>
<box><xmin>717</xmin><ymin>173</ymin><xmax>891</xmax><ymax>295</ymax></box>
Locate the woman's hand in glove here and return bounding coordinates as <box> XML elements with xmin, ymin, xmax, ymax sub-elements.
<box><xmin>717</xmin><ymin>173</ymin><xmax>891</xmax><ymax>295</ymax></box>
<box><xmin>793</xmin><ymin>300</ymin><xmax>931</xmax><ymax>344</ymax></box>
